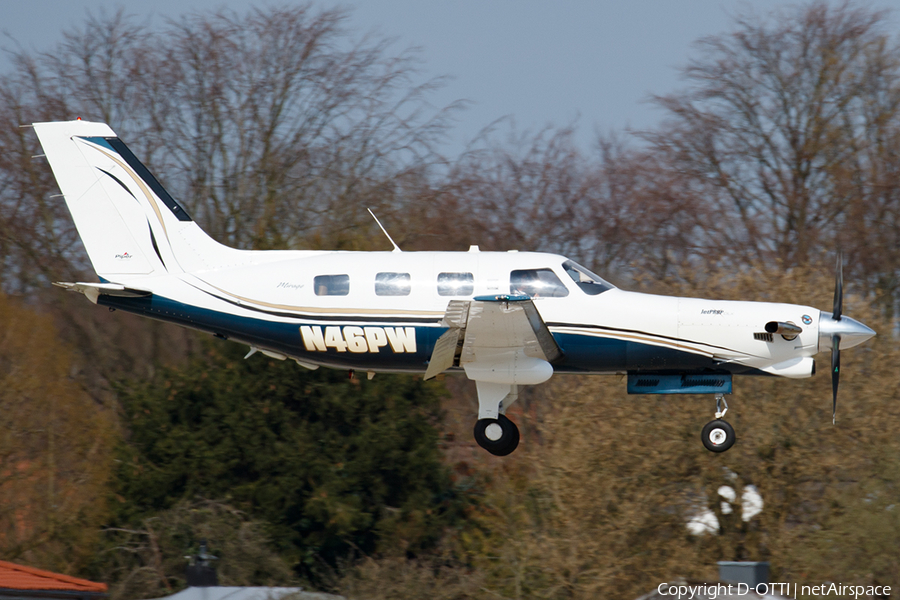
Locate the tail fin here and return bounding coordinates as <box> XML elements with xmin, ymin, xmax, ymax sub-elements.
<box><xmin>34</xmin><ymin>120</ymin><xmax>241</xmax><ymax>281</ymax></box>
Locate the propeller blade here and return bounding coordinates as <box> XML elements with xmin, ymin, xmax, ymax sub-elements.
<box><xmin>833</xmin><ymin>253</ymin><xmax>843</xmax><ymax>320</ymax></box>
<box><xmin>831</xmin><ymin>334</ymin><xmax>840</xmax><ymax>425</ymax></box>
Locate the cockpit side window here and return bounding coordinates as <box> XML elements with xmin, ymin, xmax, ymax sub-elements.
<box><xmin>562</xmin><ymin>260</ymin><xmax>614</xmax><ymax>295</ymax></box>
<box><xmin>437</xmin><ymin>272</ymin><xmax>474</xmax><ymax>296</ymax></box>
<box><xmin>375</xmin><ymin>272</ymin><xmax>411</xmax><ymax>296</ymax></box>
<box><xmin>314</xmin><ymin>274</ymin><xmax>350</xmax><ymax>296</ymax></box>
<box><xmin>510</xmin><ymin>268</ymin><xmax>569</xmax><ymax>298</ymax></box>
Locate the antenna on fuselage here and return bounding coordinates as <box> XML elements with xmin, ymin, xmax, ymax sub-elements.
<box><xmin>367</xmin><ymin>208</ymin><xmax>402</xmax><ymax>252</ymax></box>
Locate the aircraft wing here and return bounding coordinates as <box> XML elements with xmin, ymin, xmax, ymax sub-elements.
<box><xmin>425</xmin><ymin>295</ymin><xmax>561</xmax><ymax>380</ymax></box>
<box><xmin>53</xmin><ymin>281</ymin><xmax>152</xmax><ymax>304</ymax></box>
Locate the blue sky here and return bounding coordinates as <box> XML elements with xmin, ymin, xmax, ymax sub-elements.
<box><xmin>3</xmin><ymin>1</ymin><xmax>896</xmax><ymax>154</ymax></box>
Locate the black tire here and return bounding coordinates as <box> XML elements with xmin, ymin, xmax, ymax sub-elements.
<box><xmin>701</xmin><ymin>419</ymin><xmax>736</xmax><ymax>452</ymax></box>
<box><xmin>474</xmin><ymin>414</ymin><xmax>520</xmax><ymax>456</ymax></box>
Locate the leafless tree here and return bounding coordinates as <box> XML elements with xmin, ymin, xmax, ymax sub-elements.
<box><xmin>101</xmin><ymin>498</ymin><xmax>294</xmax><ymax>600</ymax></box>
<box><xmin>429</xmin><ymin>125</ymin><xmax>702</xmax><ymax>284</ymax></box>
<box><xmin>645</xmin><ymin>1</ymin><xmax>900</xmax><ymax>299</ymax></box>
<box><xmin>148</xmin><ymin>6</ymin><xmax>457</xmax><ymax>250</ymax></box>
<box><xmin>0</xmin><ymin>5</ymin><xmax>457</xmax><ymax>294</ymax></box>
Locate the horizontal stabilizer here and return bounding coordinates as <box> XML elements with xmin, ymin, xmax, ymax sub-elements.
<box><xmin>53</xmin><ymin>281</ymin><xmax>152</xmax><ymax>304</ymax></box>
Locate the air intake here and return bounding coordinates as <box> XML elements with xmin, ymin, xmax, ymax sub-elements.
<box><xmin>627</xmin><ymin>373</ymin><xmax>732</xmax><ymax>395</ymax></box>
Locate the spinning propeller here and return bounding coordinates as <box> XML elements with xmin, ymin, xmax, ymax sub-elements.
<box><xmin>819</xmin><ymin>253</ymin><xmax>875</xmax><ymax>424</ymax></box>
<box><xmin>831</xmin><ymin>255</ymin><xmax>842</xmax><ymax>425</ymax></box>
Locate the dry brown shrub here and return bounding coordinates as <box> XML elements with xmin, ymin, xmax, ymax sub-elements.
<box><xmin>0</xmin><ymin>293</ymin><xmax>117</xmax><ymax>573</ymax></box>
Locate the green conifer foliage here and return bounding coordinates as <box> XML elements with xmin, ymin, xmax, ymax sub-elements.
<box><xmin>111</xmin><ymin>341</ymin><xmax>465</xmax><ymax>580</ymax></box>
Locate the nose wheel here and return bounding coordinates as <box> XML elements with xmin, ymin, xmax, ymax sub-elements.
<box><xmin>702</xmin><ymin>393</ymin><xmax>736</xmax><ymax>452</ymax></box>
<box><xmin>702</xmin><ymin>419</ymin><xmax>735</xmax><ymax>452</ymax></box>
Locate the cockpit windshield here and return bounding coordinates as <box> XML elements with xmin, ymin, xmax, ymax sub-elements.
<box><xmin>562</xmin><ymin>260</ymin><xmax>615</xmax><ymax>295</ymax></box>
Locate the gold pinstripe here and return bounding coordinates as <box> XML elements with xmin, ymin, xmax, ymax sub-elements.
<box><xmin>549</xmin><ymin>325</ymin><xmax>762</xmax><ymax>360</ymax></box>
<box><xmin>83</xmin><ymin>141</ymin><xmax>171</xmax><ymax>240</ymax></box>
<box><xmin>194</xmin><ymin>280</ymin><xmax>445</xmax><ymax>318</ymax></box>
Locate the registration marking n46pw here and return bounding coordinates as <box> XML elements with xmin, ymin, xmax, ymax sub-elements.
<box><xmin>300</xmin><ymin>325</ymin><xmax>417</xmax><ymax>353</ymax></box>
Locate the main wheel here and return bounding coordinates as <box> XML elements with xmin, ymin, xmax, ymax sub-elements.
<box><xmin>701</xmin><ymin>419</ymin><xmax>736</xmax><ymax>453</ymax></box>
<box><xmin>474</xmin><ymin>414</ymin><xmax>520</xmax><ymax>456</ymax></box>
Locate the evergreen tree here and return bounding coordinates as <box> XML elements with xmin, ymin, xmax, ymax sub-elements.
<box><xmin>111</xmin><ymin>341</ymin><xmax>466</xmax><ymax>581</ymax></box>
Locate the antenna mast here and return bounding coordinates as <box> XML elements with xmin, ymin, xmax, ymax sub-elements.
<box><xmin>367</xmin><ymin>208</ymin><xmax>402</xmax><ymax>252</ymax></box>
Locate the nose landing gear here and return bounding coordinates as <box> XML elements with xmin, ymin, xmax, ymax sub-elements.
<box><xmin>702</xmin><ymin>393</ymin><xmax>736</xmax><ymax>452</ymax></box>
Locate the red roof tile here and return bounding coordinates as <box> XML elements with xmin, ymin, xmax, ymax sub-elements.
<box><xmin>0</xmin><ymin>560</ymin><xmax>107</xmax><ymax>593</ymax></box>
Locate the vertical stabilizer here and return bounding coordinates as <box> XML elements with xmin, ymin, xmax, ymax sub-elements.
<box><xmin>34</xmin><ymin>120</ymin><xmax>245</xmax><ymax>282</ymax></box>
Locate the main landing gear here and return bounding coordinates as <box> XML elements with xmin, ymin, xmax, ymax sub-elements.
<box><xmin>702</xmin><ymin>393</ymin><xmax>736</xmax><ymax>453</ymax></box>
<box><xmin>474</xmin><ymin>415</ymin><xmax>520</xmax><ymax>456</ymax></box>
<box><xmin>473</xmin><ymin>381</ymin><xmax>521</xmax><ymax>456</ymax></box>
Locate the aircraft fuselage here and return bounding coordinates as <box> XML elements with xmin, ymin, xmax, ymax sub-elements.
<box><xmin>98</xmin><ymin>249</ymin><xmax>825</xmax><ymax>378</ymax></box>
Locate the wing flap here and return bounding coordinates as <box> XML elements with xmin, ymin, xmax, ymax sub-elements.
<box><xmin>424</xmin><ymin>328</ymin><xmax>460</xmax><ymax>380</ymax></box>
<box><xmin>424</xmin><ymin>297</ymin><xmax>561</xmax><ymax>382</ymax></box>
<box><xmin>460</xmin><ymin>298</ymin><xmax>561</xmax><ymax>363</ymax></box>
<box><xmin>520</xmin><ymin>301</ymin><xmax>563</xmax><ymax>362</ymax></box>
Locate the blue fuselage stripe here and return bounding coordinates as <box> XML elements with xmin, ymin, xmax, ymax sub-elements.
<box><xmin>97</xmin><ymin>294</ymin><xmax>764</xmax><ymax>376</ymax></box>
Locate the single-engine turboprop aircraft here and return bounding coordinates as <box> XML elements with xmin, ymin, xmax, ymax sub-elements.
<box><xmin>34</xmin><ymin>120</ymin><xmax>876</xmax><ymax>455</ymax></box>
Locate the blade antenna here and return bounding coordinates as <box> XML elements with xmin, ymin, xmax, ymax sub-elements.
<box><xmin>367</xmin><ymin>208</ymin><xmax>401</xmax><ymax>252</ymax></box>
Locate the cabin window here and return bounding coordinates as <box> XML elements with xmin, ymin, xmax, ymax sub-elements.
<box><xmin>375</xmin><ymin>272</ymin><xmax>411</xmax><ymax>296</ymax></box>
<box><xmin>510</xmin><ymin>268</ymin><xmax>569</xmax><ymax>298</ymax></box>
<box><xmin>437</xmin><ymin>272</ymin><xmax>474</xmax><ymax>296</ymax></box>
<box><xmin>562</xmin><ymin>260</ymin><xmax>614</xmax><ymax>295</ymax></box>
<box><xmin>314</xmin><ymin>274</ymin><xmax>350</xmax><ymax>296</ymax></box>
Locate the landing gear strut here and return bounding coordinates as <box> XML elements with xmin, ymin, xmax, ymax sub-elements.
<box><xmin>702</xmin><ymin>393</ymin><xmax>736</xmax><ymax>453</ymax></box>
<box><xmin>472</xmin><ymin>381</ymin><xmax>521</xmax><ymax>456</ymax></box>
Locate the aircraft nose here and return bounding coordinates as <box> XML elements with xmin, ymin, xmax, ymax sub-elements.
<box><xmin>819</xmin><ymin>312</ymin><xmax>876</xmax><ymax>350</ymax></box>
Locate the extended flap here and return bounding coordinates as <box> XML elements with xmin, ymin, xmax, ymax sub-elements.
<box><xmin>424</xmin><ymin>328</ymin><xmax>460</xmax><ymax>380</ymax></box>
<box><xmin>424</xmin><ymin>297</ymin><xmax>562</xmax><ymax>381</ymax></box>
<box><xmin>460</xmin><ymin>298</ymin><xmax>562</xmax><ymax>364</ymax></box>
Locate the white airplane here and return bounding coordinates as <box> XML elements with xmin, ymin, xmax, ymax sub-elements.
<box><xmin>34</xmin><ymin>120</ymin><xmax>876</xmax><ymax>455</ymax></box>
